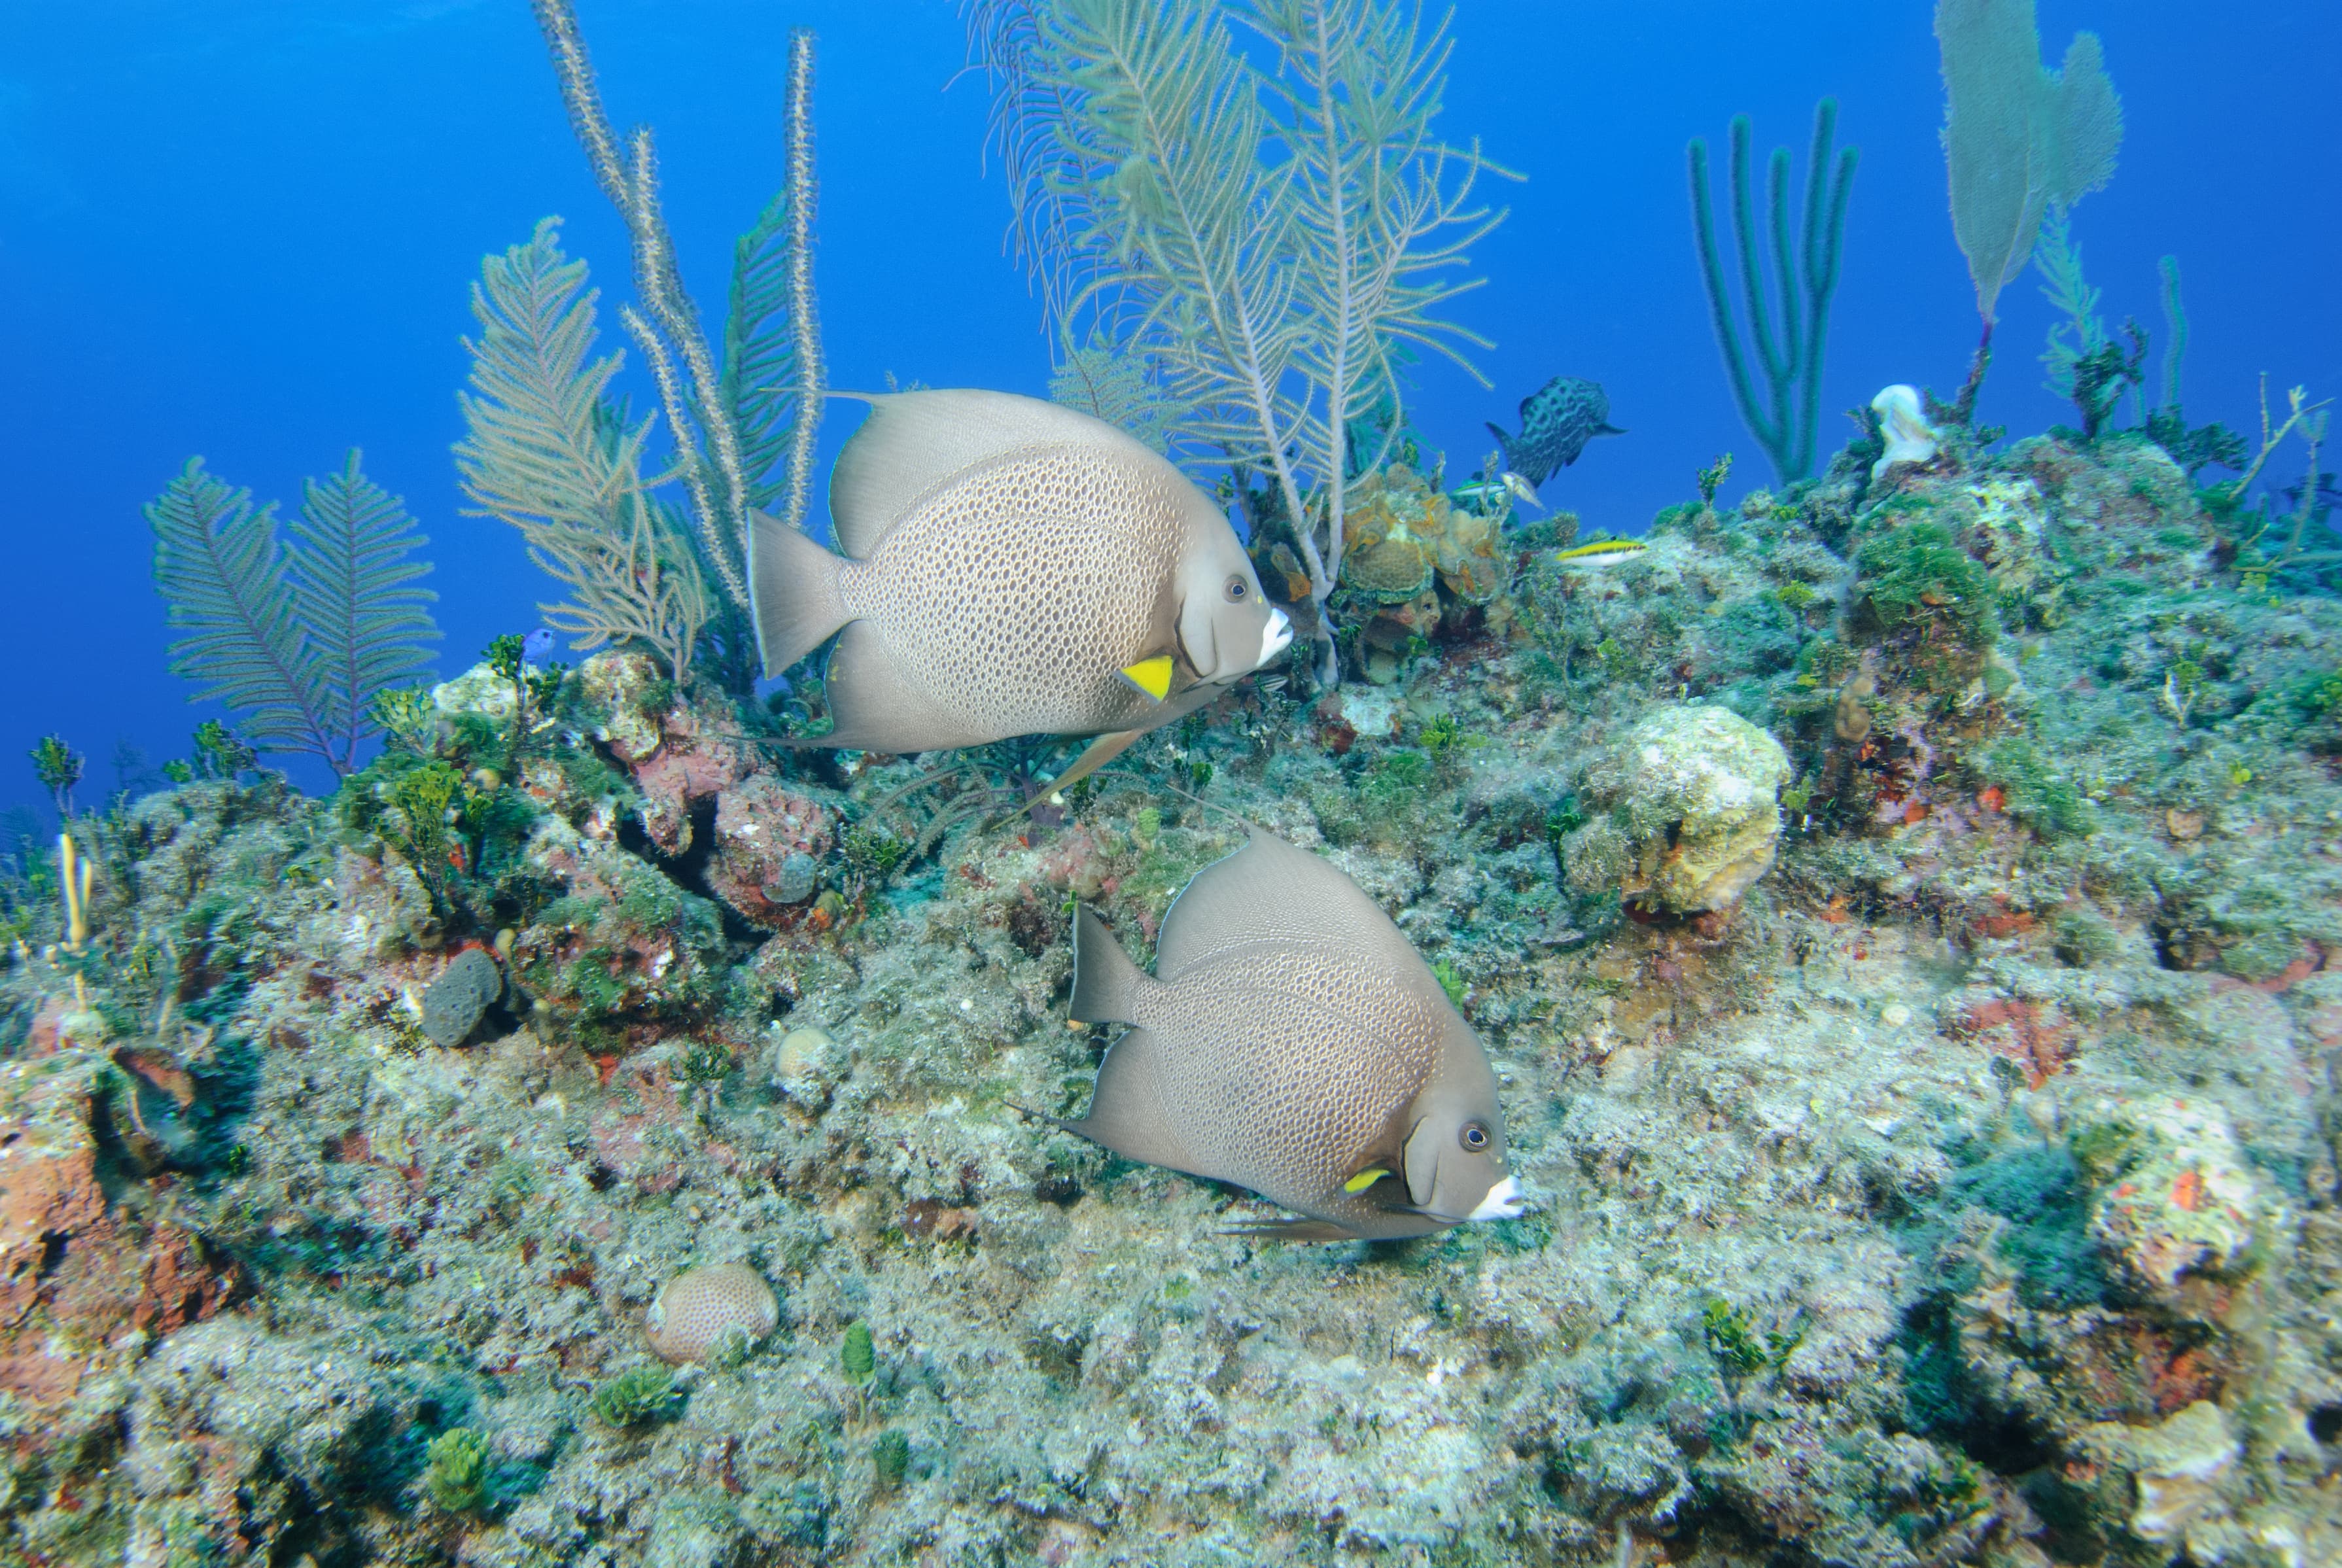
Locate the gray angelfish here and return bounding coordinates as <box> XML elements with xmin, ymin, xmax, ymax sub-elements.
<box><xmin>752</xmin><ymin>390</ymin><xmax>1291</xmax><ymax>792</ymax></box>
<box><xmin>1043</xmin><ymin>833</ymin><xmax>1524</xmax><ymax>1241</ymax></box>
<box><xmin>1486</xmin><ymin>374</ymin><xmax>1625</xmax><ymax>491</ymax></box>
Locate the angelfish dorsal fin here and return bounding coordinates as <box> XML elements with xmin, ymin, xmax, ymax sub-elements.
<box><xmin>1119</xmin><ymin>655</ymin><xmax>1176</xmax><ymax>702</ymax></box>
<box><xmin>828</xmin><ymin>389</ymin><xmax>1157</xmax><ymax>558</ymax></box>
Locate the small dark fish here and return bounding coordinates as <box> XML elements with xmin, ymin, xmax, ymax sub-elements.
<box><xmin>1486</xmin><ymin>375</ymin><xmax>1625</xmax><ymax>489</ymax></box>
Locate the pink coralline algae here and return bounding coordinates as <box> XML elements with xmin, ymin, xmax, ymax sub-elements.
<box><xmin>631</xmin><ymin>722</ymin><xmax>751</xmax><ymax>857</ymax></box>
<box><xmin>708</xmin><ymin>776</ymin><xmax>836</xmax><ymax>927</ymax></box>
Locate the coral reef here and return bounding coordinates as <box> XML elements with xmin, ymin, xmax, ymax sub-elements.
<box><xmin>11</xmin><ymin>419</ymin><xmax>2342</xmax><ymax>1563</ymax></box>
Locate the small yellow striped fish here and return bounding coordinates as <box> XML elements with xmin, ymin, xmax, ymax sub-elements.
<box><xmin>1554</xmin><ymin>538</ymin><xmax>1647</xmax><ymax>564</ymax></box>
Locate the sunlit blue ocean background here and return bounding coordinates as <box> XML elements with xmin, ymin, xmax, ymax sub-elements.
<box><xmin>2</xmin><ymin>0</ymin><xmax>2334</xmax><ymax>820</ymax></box>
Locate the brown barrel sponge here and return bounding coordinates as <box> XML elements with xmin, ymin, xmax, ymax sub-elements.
<box><xmin>645</xmin><ymin>1263</ymin><xmax>780</xmax><ymax>1365</ymax></box>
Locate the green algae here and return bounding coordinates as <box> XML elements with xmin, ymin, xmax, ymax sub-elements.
<box><xmin>871</xmin><ymin>1428</ymin><xmax>911</xmax><ymax>1490</ymax></box>
<box><xmin>423</xmin><ymin>1427</ymin><xmax>492</xmax><ymax>1512</ymax></box>
<box><xmin>592</xmin><ymin>1365</ymin><xmax>683</xmax><ymax>1428</ymax></box>
<box><xmin>1976</xmin><ymin>737</ymin><xmax>2099</xmax><ymax>839</ymax></box>
<box><xmin>840</xmin><ymin>1320</ymin><xmax>875</xmax><ymax>1384</ymax></box>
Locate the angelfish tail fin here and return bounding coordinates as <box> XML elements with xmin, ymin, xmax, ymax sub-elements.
<box><xmin>750</xmin><ymin>508</ymin><xmax>852</xmax><ymax>678</ymax></box>
<box><xmin>1069</xmin><ymin>907</ymin><xmax>1148</xmax><ymax>1025</ymax></box>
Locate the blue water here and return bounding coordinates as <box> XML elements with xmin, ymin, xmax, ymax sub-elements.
<box><xmin>1</xmin><ymin>0</ymin><xmax>2334</xmax><ymax>816</ymax></box>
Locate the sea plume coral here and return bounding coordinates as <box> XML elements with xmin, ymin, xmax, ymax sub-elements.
<box><xmin>524</xmin><ymin>1</ymin><xmax>827</xmax><ymax>693</ymax></box>
<box><xmin>455</xmin><ymin>219</ymin><xmax>710</xmax><ymax>681</ymax></box>
<box><xmin>964</xmin><ymin>0</ymin><xmax>1505</xmax><ymax>686</ymax></box>
<box><xmin>147</xmin><ymin>451</ymin><xmax>438</xmax><ymax>775</ymax></box>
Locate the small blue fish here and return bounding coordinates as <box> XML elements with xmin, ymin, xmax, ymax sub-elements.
<box><xmin>1486</xmin><ymin>375</ymin><xmax>1625</xmax><ymax>489</ymax></box>
<box><xmin>522</xmin><ymin>628</ymin><xmax>555</xmax><ymax>665</ymax></box>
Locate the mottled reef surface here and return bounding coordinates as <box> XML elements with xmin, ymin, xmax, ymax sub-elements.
<box><xmin>7</xmin><ymin>430</ymin><xmax>2342</xmax><ymax>1567</ymax></box>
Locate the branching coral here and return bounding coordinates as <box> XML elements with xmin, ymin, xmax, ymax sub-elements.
<box><xmin>963</xmin><ymin>0</ymin><xmax>1504</xmax><ymax>686</ymax></box>
<box><xmin>1687</xmin><ymin>100</ymin><xmax>1857</xmax><ymax>485</ymax></box>
<box><xmin>147</xmin><ymin>452</ymin><xmax>439</xmax><ymax>774</ymax></box>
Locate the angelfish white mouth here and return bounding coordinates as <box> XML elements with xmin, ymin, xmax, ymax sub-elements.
<box><xmin>1466</xmin><ymin>1175</ymin><xmax>1525</xmax><ymax>1223</ymax></box>
<box><xmin>1259</xmin><ymin>608</ymin><xmax>1293</xmax><ymax>667</ymax></box>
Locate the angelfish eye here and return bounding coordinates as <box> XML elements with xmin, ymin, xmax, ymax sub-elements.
<box><xmin>1459</xmin><ymin>1121</ymin><xmax>1490</xmax><ymax>1152</ymax></box>
<box><xmin>1224</xmin><ymin>574</ymin><xmax>1248</xmax><ymax>602</ymax></box>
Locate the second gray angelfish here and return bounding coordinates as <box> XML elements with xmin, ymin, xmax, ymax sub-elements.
<box><xmin>1045</xmin><ymin>832</ymin><xmax>1524</xmax><ymax>1241</ymax></box>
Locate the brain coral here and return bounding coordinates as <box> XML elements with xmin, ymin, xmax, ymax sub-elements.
<box><xmin>646</xmin><ymin>1263</ymin><xmax>780</xmax><ymax>1365</ymax></box>
<box><xmin>1566</xmin><ymin>704</ymin><xmax>1791</xmax><ymax>915</ymax></box>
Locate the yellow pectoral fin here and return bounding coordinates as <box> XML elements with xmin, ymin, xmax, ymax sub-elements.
<box><xmin>1118</xmin><ymin>654</ymin><xmax>1176</xmax><ymax>703</ymax></box>
<box><xmin>1343</xmin><ymin>1168</ymin><xmax>1390</xmax><ymax>1194</ymax></box>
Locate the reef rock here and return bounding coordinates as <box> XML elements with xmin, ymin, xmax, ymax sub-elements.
<box><xmin>2088</xmin><ymin>1094</ymin><xmax>2266</xmax><ymax>1301</ymax></box>
<box><xmin>510</xmin><ymin>817</ymin><xmax>730</xmax><ymax>1036</ymax></box>
<box><xmin>432</xmin><ymin>659</ymin><xmax>520</xmax><ymax>725</ymax></box>
<box><xmin>578</xmin><ymin>650</ymin><xmax>669</xmax><ymax>763</ymax></box>
<box><xmin>1566</xmin><ymin>703</ymin><xmax>1791</xmax><ymax>915</ymax></box>
<box><xmin>0</xmin><ymin>1052</ymin><xmax>236</xmax><ymax>1416</ymax></box>
<box><xmin>2077</xmin><ymin>1399</ymin><xmax>2241</xmax><ymax>1548</ymax></box>
<box><xmin>708</xmin><ymin>776</ymin><xmax>835</xmax><ymax>928</ymax></box>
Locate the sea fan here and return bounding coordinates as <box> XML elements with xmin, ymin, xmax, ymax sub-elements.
<box><xmin>1936</xmin><ymin>0</ymin><xmax>2124</xmax><ymax>324</ymax></box>
<box><xmin>147</xmin><ymin>453</ymin><xmax>439</xmax><ymax>774</ymax></box>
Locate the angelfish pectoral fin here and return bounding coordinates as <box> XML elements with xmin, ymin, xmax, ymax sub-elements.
<box><xmin>1026</xmin><ymin>729</ymin><xmax>1147</xmax><ymax>815</ymax></box>
<box><xmin>1118</xmin><ymin>655</ymin><xmax>1176</xmax><ymax>702</ymax></box>
<box><xmin>1343</xmin><ymin>1168</ymin><xmax>1391</xmax><ymax>1194</ymax></box>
